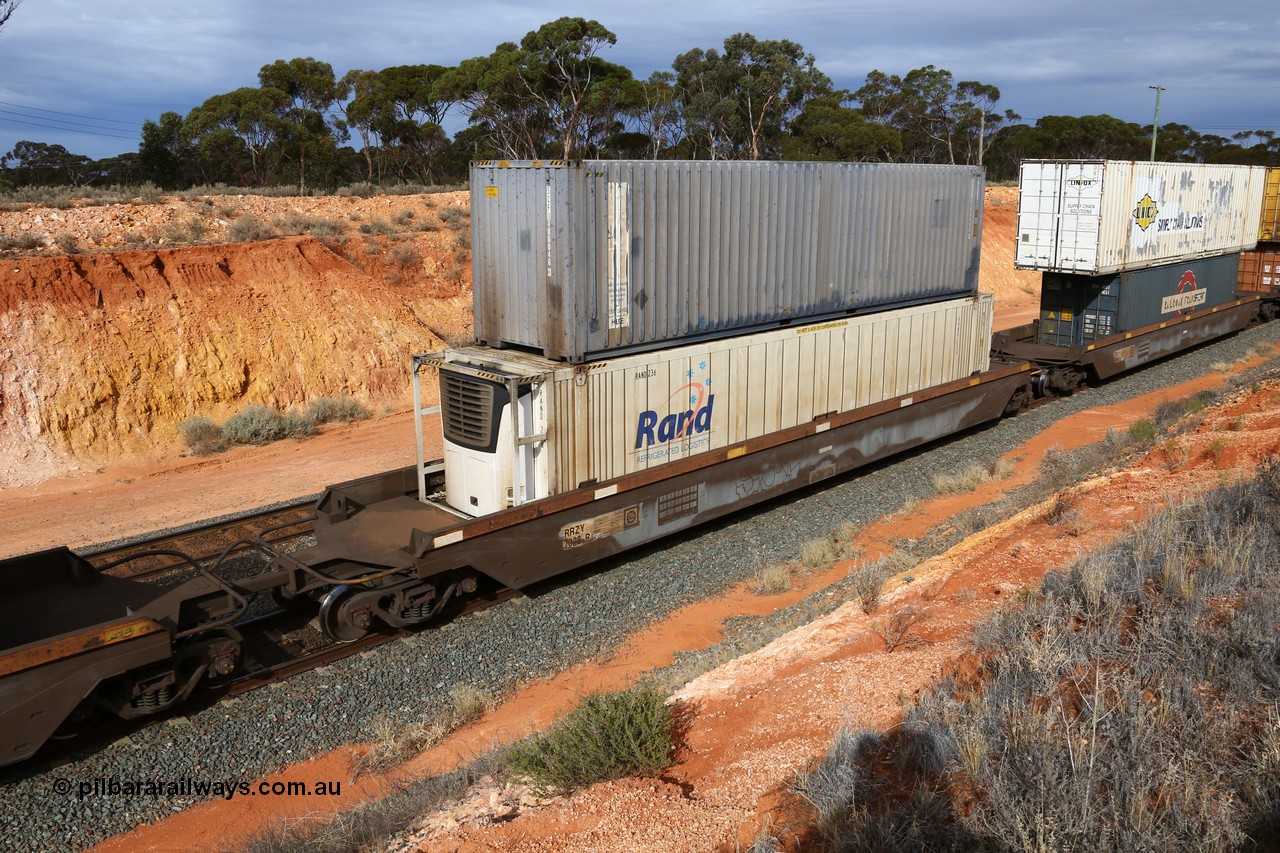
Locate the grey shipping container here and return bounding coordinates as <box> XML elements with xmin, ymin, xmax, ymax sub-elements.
<box><xmin>1016</xmin><ymin>160</ymin><xmax>1265</xmax><ymax>275</ymax></box>
<box><xmin>470</xmin><ymin>160</ymin><xmax>985</xmax><ymax>363</ymax></box>
<box><xmin>1037</xmin><ymin>253</ymin><xmax>1242</xmax><ymax>347</ymax></box>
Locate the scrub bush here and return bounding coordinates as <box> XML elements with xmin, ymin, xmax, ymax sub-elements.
<box><xmin>505</xmin><ymin>686</ymin><xmax>675</xmax><ymax>796</ymax></box>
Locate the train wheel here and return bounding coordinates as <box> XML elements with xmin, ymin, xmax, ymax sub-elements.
<box><xmin>317</xmin><ymin>585</ymin><xmax>375</xmax><ymax>643</ymax></box>
<box><xmin>188</xmin><ymin>627</ymin><xmax>244</xmax><ymax>682</ymax></box>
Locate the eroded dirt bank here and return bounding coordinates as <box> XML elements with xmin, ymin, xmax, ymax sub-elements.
<box><xmin>0</xmin><ymin>193</ymin><xmax>472</xmax><ymax>486</ymax></box>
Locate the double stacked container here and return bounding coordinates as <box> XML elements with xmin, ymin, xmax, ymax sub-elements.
<box><xmin>1037</xmin><ymin>254</ymin><xmax>1242</xmax><ymax>346</ymax></box>
<box><xmin>1015</xmin><ymin>160</ymin><xmax>1265</xmax><ymax>275</ymax></box>
<box><xmin>471</xmin><ymin>160</ymin><xmax>985</xmax><ymax>362</ymax></box>
<box><xmin>432</xmin><ymin>294</ymin><xmax>994</xmax><ymax>515</ymax></box>
<box><xmin>1017</xmin><ymin>160</ymin><xmax>1267</xmax><ymax>347</ymax></box>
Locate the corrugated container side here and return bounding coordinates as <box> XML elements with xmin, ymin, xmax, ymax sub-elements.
<box><xmin>543</xmin><ymin>294</ymin><xmax>992</xmax><ymax>493</ymax></box>
<box><xmin>1238</xmin><ymin>249</ymin><xmax>1280</xmax><ymax>294</ymax></box>
<box><xmin>1037</xmin><ymin>254</ymin><xmax>1242</xmax><ymax>346</ymax></box>
<box><xmin>471</xmin><ymin>160</ymin><xmax>984</xmax><ymax>362</ymax></box>
<box><xmin>1261</xmin><ymin>167</ymin><xmax>1280</xmax><ymax>242</ymax></box>
<box><xmin>436</xmin><ymin>294</ymin><xmax>992</xmax><ymax>512</ymax></box>
<box><xmin>1015</xmin><ymin>160</ymin><xmax>1265</xmax><ymax>275</ymax></box>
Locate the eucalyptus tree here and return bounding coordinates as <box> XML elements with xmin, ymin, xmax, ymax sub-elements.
<box><xmin>185</xmin><ymin>87</ymin><xmax>290</xmax><ymax>186</ymax></box>
<box><xmin>671</xmin><ymin>46</ymin><xmax>738</xmax><ymax>158</ymax></box>
<box><xmin>516</xmin><ymin>17</ymin><xmax>627</xmax><ymax>159</ymax></box>
<box><xmin>451</xmin><ymin>17</ymin><xmax>631</xmax><ymax>160</ymax></box>
<box><xmin>376</xmin><ymin>64</ymin><xmax>456</xmax><ymax>183</ymax></box>
<box><xmin>0</xmin><ymin>0</ymin><xmax>19</xmax><ymax>32</ymax></box>
<box><xmin>632</xmin><ymin>71</ymin><xmax>681</xmax><ymax>159</ymax></box>
<box><xmin>781</xmin><ymin>96</ymin><xmax>902</xmax><ymax>162</ymax></box>
<box><xmin>673</xmin><ymin>34</ymin><xmax>832</xmax><ymax>160</ymax></box>
<box><xmin>450</xmin><ymin>42</ymin><xmax>546</xmax><ymax>159</ymax></box>
<box><xmin>341</xmin><ymin>69</ymin><xmax>386</xmax><ymax>180</ymax></box>
<box><xmin>1</xmin><ymin>140</ymin><xmax>91</xmax><ymax>185</ymax></box>
<box><xmin>572</xmin><ymin>65</ymin><xmax>644</xmax><ymax>157</ymax></box>
<box><xmin>258</xmin><ymin>57</ymin><xmax>348</xmax><ymax>192</ymax></box>
<box><xmin>138</xmin><ymin>111</ymin><xmax>195</xmax><ymax>188</ymax></box>
<box><xmin>854</xmin><ymin>66</ymin><xmax>1016</xmax><ymax>165</ymax></box>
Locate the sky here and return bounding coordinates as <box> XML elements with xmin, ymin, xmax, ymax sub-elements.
<box><xmin>1</xmin><ymin>0</ymin><xmax>1277</xmax><ymax>163</ymax></box>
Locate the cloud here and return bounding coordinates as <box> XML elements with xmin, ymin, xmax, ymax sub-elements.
<box><xmin>0</xmin><ymin>0</ymin><xmax>1275</xmax><ymax>161</ymax></box>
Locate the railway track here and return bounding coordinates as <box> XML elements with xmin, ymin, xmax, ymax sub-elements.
<box><xmin>36</xmin><ymin>577</ymin><xmax>520</xmax><ymax>768</ymax></box>
<box><xmin>81</xmin><ymin>499</ymin><xmax>318</xmax><ymax>580</ymax></box>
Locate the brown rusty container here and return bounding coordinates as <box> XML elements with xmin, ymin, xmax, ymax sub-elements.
<box><xmin>1238</xmin><ymin>248</ymin><xmax>1280</xmax><ymax>295</ymax></box>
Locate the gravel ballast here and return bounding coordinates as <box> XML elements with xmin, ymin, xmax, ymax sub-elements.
<box><xmin>3</xmin><ymin>320</ymin><xmax>1279</xmax><ymax>853</ymax></box>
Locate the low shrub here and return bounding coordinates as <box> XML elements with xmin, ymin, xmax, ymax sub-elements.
<box><xmin>275</xmin><ymin>212</ymin><xmax>346</xmax><ymax>237</ymax></box>
<box><xmin>754</xmin><ymin>562</ymin><xmax>793</xmax><ymax>595</ymax></box>
<box><xmin>220</xmin><ymin>404</ymin><xmax>286</xmax><ymax>445</ymax></box>
<box><xmin>335</xmin><ymin>181</ymin><xmax>376</xmax><ymax>198</ymax></box>
<box><xmin>854</xmin><ymin>561</ymin><xmax>892</xmax><ymax>614</ymax></box>
<box><xmin>305</xmin><ymin>396</ymin><xmax>371</xmax><ymax>424</ymax></box>
<box><xmin>280</xmin><ymin>411</ymin><xmax>316</xmax><ymax>438</ymax></box>
<box><xmin>228</xmin><ymin>215</ymin><xmax>278</xmax><ymax>242</ymax></box>
<box><xmin>1126</xmin><ymin>418</ymin><xmax>1157</xmax><ymax>441</ymax></box>
<box><xmin>438</xmin><ymin>205</ymin><xmax>467</xmax><ymax>225</ymax></box>
<box><xmin>388</xmin><ymin>242</ymin><xmax>422</xmax><ymax>269</ymax></box>
<box><xmin>358</xmin><ymin>218</ymin><xmax>395</xmax><ymax>236</ymax></box>
<box><xmin>0</xmin><ymin>232</ymin><xmax>43</xmax><ymax>251</ymax></box>
<box><xmin>178</xmin><ymin>415</ymin><xmax>226</xmax><ymax>455</ymax></box>
<box><xmin>55</xmin><ymin>232</ymin><xmax>79</xmax><ymax>252</ymax></box>
<box><xmin>505</xmin><ymin>686</ymin><xmax>675</xmax><ymax>796</ymax></box>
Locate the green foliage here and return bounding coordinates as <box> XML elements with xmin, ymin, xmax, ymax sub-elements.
<box><xmin>783</xmin><ymin>96</ymin><xmax>901</xmax><ymax>162</ymax></box>
<box><xmin>178</xmin><ymin>415</ymin><xmax>226</xmax><ymax>455</ymax></box>
<box><xmin>388</xmin><ymin>242</ymin><xmax>422</xmax><ymax>269</ymax></box>
<box><xmin>505</xmin><ymin>686</ymin><xmax>675</xmax><ymax>796</ymax></box>
<box><xmin>1127</xmin><ymin>419</ymin><xmax>1158</xmax><ymax>441</ymax></box>
<box><xmin>0</xmin><ymin>232</ymin><xmax>42</xmax><ymax>250</ymax></box>
<box><xmin>181</xmin><ymin>398</ymin><xmax>361</xmax><ymax>454</ymax></box>
<box><xmin>220</xmin><ymin>404</ymin><xmax>288</xmax><ymax>445</ymax></box>
<box><xmin>275</xmin><ymin>212</ymin><xmax>346</xmax><ymax>237</ymax></box>
<box><xmin>227</xmin><ymin>215</ymin><xmax>278</xmax><ymax>242</ymax></box>
<box><xmin>673</xmin><ymin>33</ymin><xmax>833</xmax><ymax>160</ymax></box>
<box><xmin>358</xmin><ymin>218</ymin><xmax>394</xmax><ymax>235</ymax></box>
<box><xmin>258</xmin><ymin>57</ymin><xmax>346</xmax><ymax>193</ymax></box>
<box><xmin>854</xmin><ymin>65</ymin><xmax>1019</xmax><ymax>166</ymax></box>
<box><xmin>304</xmin><ymin>396</ymin><xmax>371</xmax><ymax>424</ymax></box>
<box><xmin>280</xmin><ymin>411</ymin><xmax>317</xmax><ymax>438</ymax></box>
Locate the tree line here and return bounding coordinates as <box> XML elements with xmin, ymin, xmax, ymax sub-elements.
<box><xmin>2</xmin><ymin>17</ymin><xmax>1277</xmax><ymax>192</ymax></box>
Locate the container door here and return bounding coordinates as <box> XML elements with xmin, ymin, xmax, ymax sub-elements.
<box><xmin>1079</xmin><ymin>279</ymin><xmax>1117</xmax><ymax>343</ymax></box>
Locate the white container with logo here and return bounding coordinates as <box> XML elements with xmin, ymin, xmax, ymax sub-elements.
<box><xmin>1015</xmin><ymin>160</ymin><xmax>1266</xmax><ymax>275</ymax></box>
<box><xmin>426</xmin><ymin>294</ymin><xmax>993</xmax><ymax>515</ymax></box>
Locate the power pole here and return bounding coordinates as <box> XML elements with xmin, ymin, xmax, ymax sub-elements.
<box><xmin>1149</xmin><ymin>85</ymin><xmax>1164</xmax><ymax>161</ymax></box>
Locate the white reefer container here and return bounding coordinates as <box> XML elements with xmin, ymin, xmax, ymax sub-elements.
<box><xmin>1015</xmin><ymin>160</ymin><xmax>1265</xmax><ymax>275</ymax></box>
<box><xmin>427</xmin><ymin>294</ymin><xmax>993</xmax><ymax>516</ymax></box>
